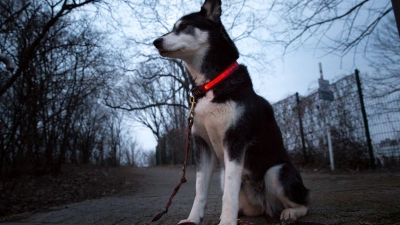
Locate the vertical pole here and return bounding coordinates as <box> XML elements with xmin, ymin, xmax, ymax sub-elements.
<box><xmin>296</xmin><ymin>92</ymin><xmax>308</xmax><ymax>164</ymax></box>
<box><xmin>355</xmin><ymin>69</ymin><xmax>376</xmax><ymax>169</ymax></box>
<box><xmin>327</xmin><ymin>124</ymin><xmax>334</xmax><ymax>171</ymax></box>
<box><xmin>391</xmin><ymin>0</ymin><xmax>400</xmax><ymax>37</ymax></box>
<box><xmin>319</xmin><ymin>62</ymin><xmax>324</xmax><ymax>79</ymax></box>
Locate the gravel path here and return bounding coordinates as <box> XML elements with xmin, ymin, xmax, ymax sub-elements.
<box><xmin>2</xmin><ymin>167</ymin><xmax>400</xmax><ymax>225</ymax></box>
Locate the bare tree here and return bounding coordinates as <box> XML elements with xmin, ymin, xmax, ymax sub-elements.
<box><xmin>105</xmin><ymin>58</ymin><xmax>190</xmax><ymax>165</ymax></box>
<box><xmin>0</xmin><ymin>0</ymin><xmax>110</xmax><ymax>96</ymax></box>
<box><xmin>365</xmin><ymin>16</ymin><xmax>400</xmax><ymax>98</ymax></box>
<box><xmin>0</xmin><ymin>0</ymin><xmax>132</xmax><ymax>178</ymax></box>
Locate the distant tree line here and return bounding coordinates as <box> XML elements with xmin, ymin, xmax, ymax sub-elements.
<box><xmin>0</xmin><ymin>0</ymin><xmax>151</xmax><ymax>181</ymax></box>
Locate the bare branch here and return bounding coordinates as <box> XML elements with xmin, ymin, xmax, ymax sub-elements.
<box><xmin>0</xmin><ymin>0</ymin><xmax>101</xmax><ymax>96</ymax></box>
<box><xmin>104</xmin><ymin>100</ymin><xmax>187</xmax><ymax>112</ymax></box>
<box><xmin>270</xmin><ymin>0</ymin><xmax>393</xmax><ymax>56</ymax></box>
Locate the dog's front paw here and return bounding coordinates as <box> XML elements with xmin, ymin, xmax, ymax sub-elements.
<box><xmin>178</xmin><ymin>219</ymin><xmax>198</xmax><ymax>225</ymax></box>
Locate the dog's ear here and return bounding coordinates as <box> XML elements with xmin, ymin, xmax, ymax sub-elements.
<box><xmin>200</xmin><ymin>0</ymin><xmax>222</xmax><ymax>23</ymax></box>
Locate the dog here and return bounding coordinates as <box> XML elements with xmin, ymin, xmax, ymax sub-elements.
<box><xmin>153</xmin><ymin>0</ymin><xmax>309</xmax><ymax>224</ymax></box>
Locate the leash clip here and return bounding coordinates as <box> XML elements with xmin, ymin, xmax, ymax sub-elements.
<box><xmin>189</xmin><ymin>96</ymin><xmax>196</xmax><ymax>119</ymax></box>
<box><xmin>190</xmin><ymin>87</ymin><xmax>205</xmax><ymax>99</ymax></box>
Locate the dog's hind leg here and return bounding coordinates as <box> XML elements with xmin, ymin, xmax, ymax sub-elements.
<box><xmin>264</xmin><ymin>164</ymin><xmax>309</xmax><ymax>221</ymax></box>
<box><xmin>279</xmin><ymin>163</ymin><xmax>309</xmax><ymax>220</ymax></box>
<box><xmin>179</xmin><ymin>136</ymin><xmax>216</xmax><ymax>225</ymax></box>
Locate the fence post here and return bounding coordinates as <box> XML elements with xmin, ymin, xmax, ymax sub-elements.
<box><xmin>391</xmin><ymin>0</ymin><xmax>400</xmax><ymax>37</ymax></box>
<box><xmin>295</xmin><ymin>92</ymin><xmax>308</xmax><ymax>164</ymax></box>
<box><xmin>355</xmin><ymin>69</ymin><xmax>376</xmax><ymax>169</ymax></box>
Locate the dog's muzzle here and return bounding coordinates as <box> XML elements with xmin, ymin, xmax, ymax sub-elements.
<box><xmin>153</xmin><ymin>38</ymin><xmax>163</xmax><ymax>49</ymax></box>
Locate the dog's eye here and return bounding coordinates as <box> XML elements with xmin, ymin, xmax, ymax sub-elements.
<box><xmin>179</xmin><ymin>22</ymin><xmax>188</xmax><ymax>30</ymax></box>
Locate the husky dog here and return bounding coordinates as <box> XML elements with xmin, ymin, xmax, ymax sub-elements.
<box><xmin>153</xmin><ymin>0</ymin><xmax>309</xmax><ymax>224</ymax></box>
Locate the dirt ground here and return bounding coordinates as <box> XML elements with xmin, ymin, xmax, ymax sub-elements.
<box><xmin>2</xmin><ymin>166</ymin><xmax>400</xmax><ymax>225</ymax></box>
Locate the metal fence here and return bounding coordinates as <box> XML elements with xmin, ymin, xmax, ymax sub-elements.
<box><xmin>273</xmin><ymin>70</ymin><xmax>400</xmax><ymax>169</ymax></box>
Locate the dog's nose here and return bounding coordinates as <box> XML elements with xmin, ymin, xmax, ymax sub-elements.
<box><xmin>153</xmin><ymin>38</ymin><xmax>163</xmax><ymax>48</ymax></box>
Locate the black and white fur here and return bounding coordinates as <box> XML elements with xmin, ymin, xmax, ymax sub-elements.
<box><xmin>153</xmin><ymin>0</ymin><xmax>309</xmax><ymax>224</ymax></box>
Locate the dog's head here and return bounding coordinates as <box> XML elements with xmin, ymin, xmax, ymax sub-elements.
<box><xmin>153</xmin><ymin>0</ymin><xmax>238</xmax><ymax>66</ymax></box>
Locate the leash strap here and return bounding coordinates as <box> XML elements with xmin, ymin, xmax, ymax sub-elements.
<box><xmin>146</xmin><ymin>97</ymin><xmax>196</xmax><ymax>225</ymax></box>
<box><xmin>281</xmin><ymin>219</ymin><xmax>328</xmax><ymax>225</ymax></box>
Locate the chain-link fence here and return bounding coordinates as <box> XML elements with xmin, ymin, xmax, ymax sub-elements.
<box><xmin>273</xmin><ymin>71</ymin><xmax>400</xmax><ymax>169</ymax></box>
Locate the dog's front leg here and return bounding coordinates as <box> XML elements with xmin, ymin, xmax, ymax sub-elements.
<box><xmin>219</xmin><ymin>152</ymin><xmax>244</xmax><ymax>225</ymax></box>
<box><xmin>179</xmin><ymin>136</ymin><xmax>216</xmax><ymax>225</ymax></box>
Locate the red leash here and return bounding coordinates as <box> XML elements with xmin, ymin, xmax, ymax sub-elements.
<box><xmin>237</xmin><ymin>219</ymin><xmax>328</xmax><ymax>225</ymax></box>
<box><xmin>145</xmin><ymin>97</ymin><xmax>196</xmax><ymax>225</ymax></box>
<box><xmin>281</xmin><ymin>219</ymin><xmax>328</xmax><ymax>225</ymax></box>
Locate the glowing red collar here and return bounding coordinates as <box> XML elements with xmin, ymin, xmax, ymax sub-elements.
<box><xmin>190</xmin><ymin>61</ymin><xmax>239</xmax><ymax>98</ymax></box>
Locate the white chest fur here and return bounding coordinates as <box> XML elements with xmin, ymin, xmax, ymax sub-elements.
<box><xmin>192</xmin><ymin>91</ymin><xmax>242</xmax><ymax>159</ymax></box>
